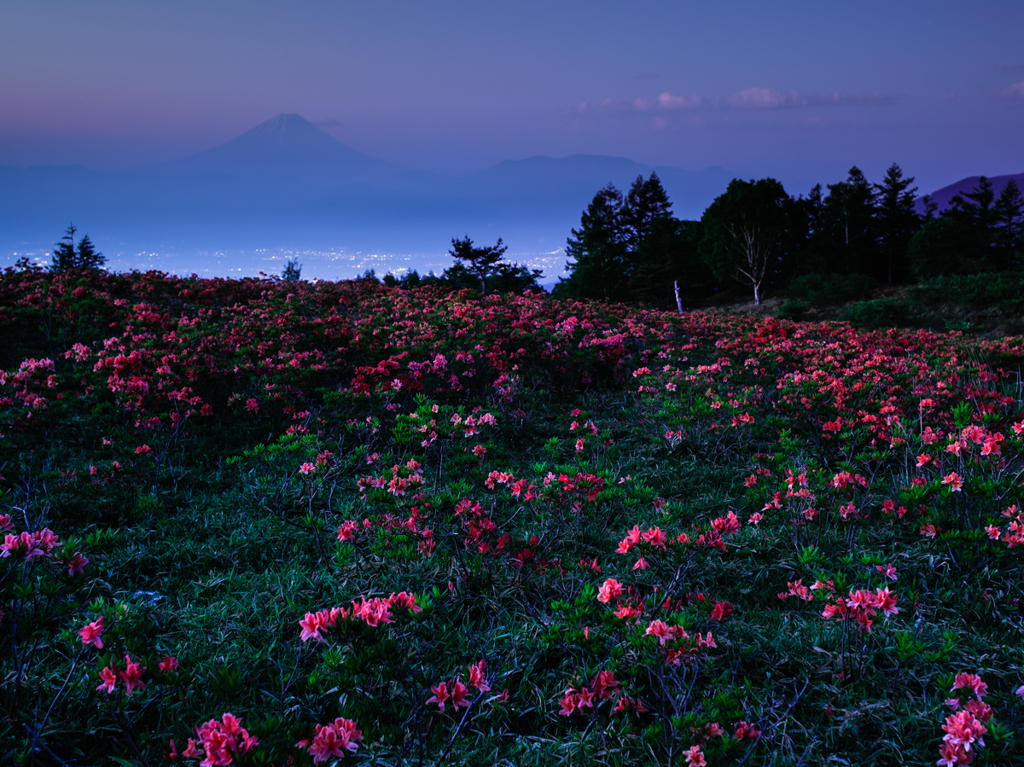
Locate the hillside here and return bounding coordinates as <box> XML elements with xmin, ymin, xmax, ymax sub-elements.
<box><xmin>1</xmin><ymin>268</ymin><xmax>1024</xmax><ymax>765</ymax></box>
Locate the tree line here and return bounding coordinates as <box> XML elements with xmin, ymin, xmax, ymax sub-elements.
<box><xmin>50</xmin><ymin>224</ymin><xmax>106</xmax><ymax>272</ymax></box>
<box><xmin>381</xmin><ymin>236</ymin><xmax>543</xmax><ymax>295</ymax></box>
<box><xmin>552</xmin><ymin>166</ymin><xmax>1024</xmax><ymax>307</ymax></box>
<box><xmin>43</xmin><ymin>165</ymin><xmax>1024</xmax><ymax>309</ymax></box>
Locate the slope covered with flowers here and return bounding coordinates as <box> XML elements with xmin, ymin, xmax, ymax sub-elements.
<box><xmin>1</xmin><ymin>265</ymin><xmax>1024</xmax><ymax>766</ymax></box>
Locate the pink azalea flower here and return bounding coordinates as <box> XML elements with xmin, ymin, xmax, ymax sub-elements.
<box><xmin>684</xmin><ymin>745</ymin><xmax>706</xmax><ymax>766</ymax></box>
<box><xmin>158</xmin><ymin>656</ymin><xmax>180</xmax><ymax>674</ymax></box>
<box><xmin>942</xmin><ymin>472</ymin><xmax>964</xmax><ymax>492</ymax></box>
<box><xmin>449</xmin><ymin>679</ymin><xmax>471</xmax><ymax>709</ymax></box>
<box><xmin>119</xmin><ymin>655</ymin><xmax>146</xmax><ymax>695</ymax></box>
<box><xmin>468</xmin><ymin>660</ymin><xmax>490</xmax><ymax>692</ymax></box>
<box><xmin>597</xmin><ymin>578</ymin><xmax>623</xmax><ymax>604</ymax></box>
<box><xmin>299</xmin><ymin>612</ymin><xmax>327</xmax><ymax>643</ymax></box>
<box><xmin>558</xmin><ymin>691</ymin><xmax>578</xmax><ymax>716</ymax></box>
<box><xmin>97</xmin><ymin>664</ymin><xmax>118</xmax><ymax>694</ymax></box>
<box><xmin>427</xmin><ymin>681</ymin><xmax>450</xmax><ymax>712</ymax></box>
<box><xmin>78</xmin><ymin>617</ymin><xmax>104</xmax><ymax>649</ymax></box>
<box><xmin>645</xmin><ymin>619</ymin><xmax>673</xmax><ymax>645</ymax></box>
<box><xmin>67</xmin><ymin>552</ymin><xmax>89</xmax><ymax>576</ymax></box>
<box><xmin>951</xmin><ymin>672</ymin><xmax>988</xmax><ymax>700</ymax></box>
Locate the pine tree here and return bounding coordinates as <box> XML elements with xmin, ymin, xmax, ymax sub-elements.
<box><xmin>945</xmin><ymin>177</ymin><xmax>999</xmax><ymax>269</ymax></box>
<box><xmin>555</xmin><ymin>185</ymin><xmax>629</xmax><ymax>301</ymax></box>
<box><xmin>447</xmin><ymin>237</ymin><xmax>509</xmax><ymax>295</ymax></box>
<box><xmin>873</xmin><ymin>163</ymin><xmax>919</xmax><ymax>284</ymax></box>
<box><xmin>51</xmin><ymin>224</ymin><xmax>78</xmax><ymax>272</ymax></box>
<box><xmin>993</xmin><ymin>178</ymin><xmax>1024</xmax><ymax>270</ymax></box>
<box><xmin>50</xmin><ymin>224</ymin><xmax>105</xmax><ymax>272</ymax></box>
<box><xmin>621</xmin><ymin>173</ymin><xmax>673</xmax><ymax>253</ymax></box>
<box><xmin>75</xmin><ymin>235</ymin><xmax>105</xmax><ymax>270</ymax></box>
<box><xmin>556</xmin><ymin>174</ymin><xmax>685</xmax><ymax>303</ymax></box>
<box><xmin>822</xmin><ymin>167</ymin><xmax>877</xmax><ymax>276</ymax></box>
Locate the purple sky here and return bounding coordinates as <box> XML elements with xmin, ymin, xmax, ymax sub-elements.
<box><xmin>2</xmin><ymin>0</ymin><xmax>1023</xmax><ymax>193</ymax></box>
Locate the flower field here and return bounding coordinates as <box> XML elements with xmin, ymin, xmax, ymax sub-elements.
<box><xmin>2</xmin><ymin>265</ymin><xmax>1024</xmax><ymax>766</ymax></box>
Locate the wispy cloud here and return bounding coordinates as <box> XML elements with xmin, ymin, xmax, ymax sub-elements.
<box><xmin>657</xmin><ymin>92</ymin><xmax>706</xmax><ymax>109</ymax></box>
<box><xmin>996</xmin><ymin>62</ymin><xmax>1024</xmax><ymax>72</ymax></box>
<box><xmin>1002</xmin><ymin>82</ymin><xmax>1024</xmax><ymax>99</ymax></box>
<box><xmin>728</xmin><ymin>87</ymin><xmax>810</xmax><ymax>108</ymax></box>
<box><xmin>727</xmin><ymin>88</ymin><xmax>898</xmax><ymax>109</ymax></box>
<box><xmin>580</xmin><ymin>87</ymin><xmax>898</xmax><ymax>116</ymax></box>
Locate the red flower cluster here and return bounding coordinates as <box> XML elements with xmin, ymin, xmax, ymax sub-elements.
<box><xmin>644</xmin><ymin>620</ymin><xmax>717</xmax><ymax>663</ymax></box>
<box><xmin>299</xmin><ymin>718</ymin><xmax>363</xmax><ymax>763</ymax></box>
<box><xmin>1</xmin><ymin>527</ymin><xmax>62</xmax><ymax>559</ymax></box>
<box><xmin>299</xmin><ymin>591</ymin><xmax>421</xmax><ymax>642</ymax></box>
<box><xmin>937</xmin><ymin>673</ymin><xmax>993</xmax><ymax>766</ymax></box>
<box><xmin>820</xmin><ymin>585</ymin><xmax>899</xmax><ymax>633</ymax></box>
<box><xmin>427</xmin><ymin>660</ymin><xmax>491</xmax><ymax>712</ymax></box>
<box><xmin>96</xmin><ymin>654</ymin><xmax>146</xmax><ymax>695</ymax></box>
<box><xmin>558</xmin><ymin>670</ymin><xmax>619</xmax><ymax>715</ymax></box>
<box><xmin>181</xmin><ymin>713</ymin><xmax>258</xmax><ymax>767</ymax></box>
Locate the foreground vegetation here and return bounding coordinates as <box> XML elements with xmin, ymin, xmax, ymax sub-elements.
<box><xmin>2</xmin><ymin>265</ymin><xmax>1024</xmax><ymax>766</ymax></box>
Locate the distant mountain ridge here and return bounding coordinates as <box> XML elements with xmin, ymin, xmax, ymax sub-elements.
<box><xmin>8</xmin><ymin>112</ymin><xmax>1018</xmax><ymax>277</ymax></box>
<box><xmin>918</xmin><ymin>172</ymin><xmax>1024</xmax><ymax>213</ymax></box>
<box><xmin>0</xmin><ymin>113</ymin><xmax>743</xmax><ymax>269</ymax></box>
<box><xmin>158</xmin><ymin>113</ymin><xmax>398</xmax><ymax>182</ymax></box>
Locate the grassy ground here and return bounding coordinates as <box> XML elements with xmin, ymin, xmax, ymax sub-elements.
<box><xmin>2</xmin><ymin>266</ymin><xmax>1024</xmax><ymax>766</ymax></box>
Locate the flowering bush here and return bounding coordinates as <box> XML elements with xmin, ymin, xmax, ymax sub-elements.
<box><xmin>1</xmin><ymin>266</ymin><xmax>1024</xmax><ymax>763</ymax></box>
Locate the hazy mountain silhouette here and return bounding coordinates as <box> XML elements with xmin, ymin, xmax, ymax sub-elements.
<box><xmin>1</xmin><ymin>113</ymin><xmax>735</xmax><ymax>272</ymax></box>
<box><xmin>158</xmin><ymin>113</ymin><xmax>398</xmax><ymax>183</ymax></box>
<box><xmin>918</xmin><ymin>172</ymin><xmax>1024</xmax><ymax>213</ymax></box>
<box><xmin>465</xmin><ymin>154</ymin><xmax>733</xmax><ymax>220</ymax></box>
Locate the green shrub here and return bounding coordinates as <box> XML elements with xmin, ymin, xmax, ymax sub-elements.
<box><xmin>788</xmin><ymin>272</ymin><xmax>874</xmax><ymax>307</ymax></box>
<box><xmin>839</xmin><ymin>297</ymin><xmax>920</xmax><ymax>329</ymax></box>
<box><xmin>776</xmin><ymin>301</ymin><xmax>809</xmax><ymax>321</ymax></box>
<box><xmin>910</xmin><ymin>272</ymin><xmax>1024</xmax><ymax>310</ymax></box>
<box><xmin>909</xmin><ymin>217</ymin><xmax>994</xmax><ymax>279</ymax></box>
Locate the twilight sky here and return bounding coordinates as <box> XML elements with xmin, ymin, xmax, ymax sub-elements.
<box><xmin>2</xmin><ymin>0</ymin><xmax>1023</xmax><ymax>193</ymax></box>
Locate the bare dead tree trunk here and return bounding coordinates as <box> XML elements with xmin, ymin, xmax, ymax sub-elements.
<box><xmin>674</xmin><ymin>280</ymin><xmax>683</xmax><ymax>314</ymax></box>
<box><xmin>731</xmin><ymin>225</ymin><xmax>770</xmax><ymax>305</ymax></box>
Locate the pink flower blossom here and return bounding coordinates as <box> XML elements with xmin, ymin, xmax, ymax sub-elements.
<box><xmin>427</xmin><ymin>681</ymin><xmax>450</xmax><ymax>712</ymax></box>
<box><xmin>97</xmin><ymin>664</ymin><xmax>118</xmax><ymax>694</ymax></box>
<box><xmin>597</xmin><ymin>578</ymin><xmax>623</xmax><ymax>604</ymax></box>
<box><xmin>468</xmin><ymin>660</ymin><xmax>490</xmax><ymax>692</ymax></box>
<box><xmin>951</xmin><ymin>673</ymin><xmax>988</xmax><ymax>700</ymax></box>
<box><xmin>942</xmin><ymin>472</ymin><xmax>964</xmax><ymax>492</ymax></box>
<box><xmin>449</xmin><ymin>679</ymin><xmax>471</xmax><ymax>709</ymax></box>
<box><xmin>305</xmin><ymin>718</ymin><xmax>363</xmax><ymax>763</ymax></box>
<box><xmin>119</xmin><ymin>655</ymin><xmax>146</xmax><ymax>695</ymax></box>
<box><xmin>684</xmin><ymin>745</ymin><xmax>706</xmax><ymax>766</ymax></box>
<box><xmin>78</xmin><ymin>617</ymin><xmax>104</xmax><ymax>649</ymax></box>
<box><xmin>159</xmin><ymin>656</ymin><xmax>180</xmax><ymax>674</ymax></box>
<box><xmin>645</xmin><ymin>620</ymin><xmax>674</xmax><ymax>645</ymax></box>
<box><xmin>66</xmin><ymin>551</ymin><xmax>89</xmax><ymax>576</ymax></box>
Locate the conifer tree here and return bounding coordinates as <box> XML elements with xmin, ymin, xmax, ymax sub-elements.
<box><xmin>993</xmin><ymin>178</ymin><xmax>1024</xmax><ymax>270</ymax></box>
<box><xmin>873</xmin><ymin>163</ymin><xmax>919</xmax><ymax>284</ymax></box>
<box><xmin>50</xmin><ymin>224</ymin><xmax>105</xmax><ymax>272</ymax></box>
<box><xmin>555</xmin><ymin>185</ymin><xmax>629</xmax><ymax>301</ymax></box>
